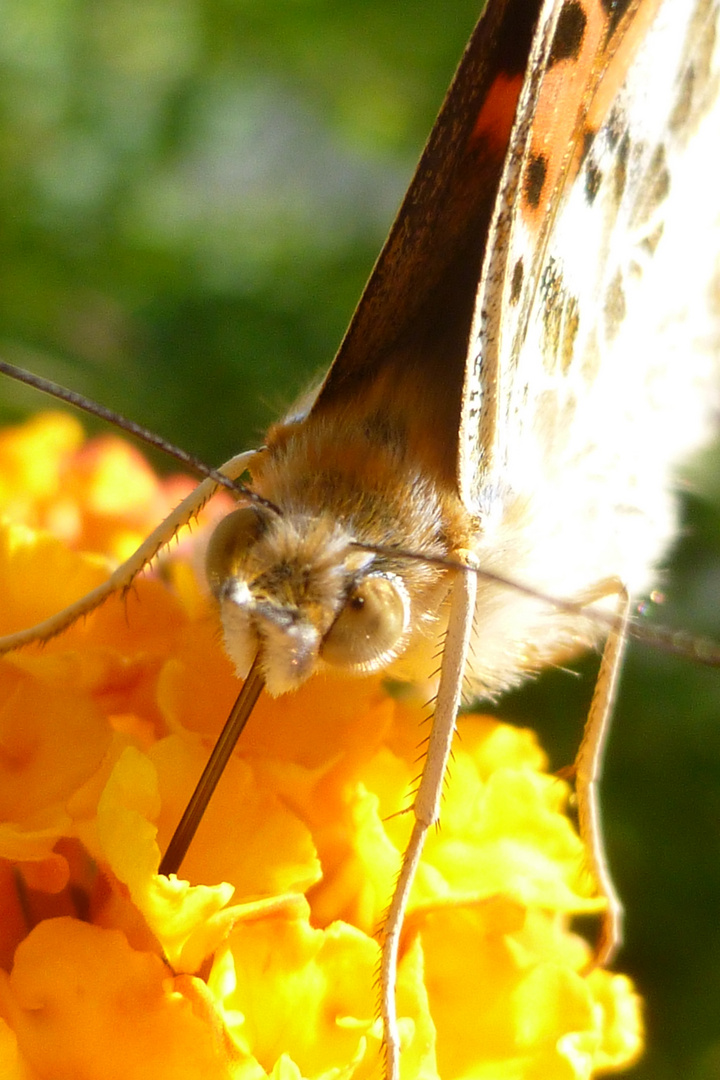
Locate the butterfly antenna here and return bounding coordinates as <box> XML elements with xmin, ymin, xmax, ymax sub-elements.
<box><xmin>355</xmin><ymin>542</ymin><xmax>720</xmax><ymax>668</ymax></box>
<box><xmin>0</xmin><ymin>359</ymin><xmax>279</xmax><ymax>511</ymax></box>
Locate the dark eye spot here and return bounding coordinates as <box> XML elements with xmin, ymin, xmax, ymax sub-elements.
<box><xmin>549</xmin><ymin>0</ymin><xmax>587</xmax><ymax>66</ymax></box>
<box><xmin>510</xmin><ymin>258</ymin><xmax>524</xmax><ymax>303</ymax></box>
<box><xmin>525</xmin><ymin>154</ymin><xmax>548</xmax><ymax>208</ymax></box>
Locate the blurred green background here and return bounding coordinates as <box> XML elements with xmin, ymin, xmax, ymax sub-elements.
<box><xmin>1</xmin><ymin>1</ymin><xmax>720</xmax><ymax>1076</ymax></box>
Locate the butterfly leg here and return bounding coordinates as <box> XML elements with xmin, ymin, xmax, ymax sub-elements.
<box><xmin>571</xmin><ymin>578</ymin><xmax>631</xmax><ymax>968</ymax></box>
<box><xmin>0</xmin><ymin>449</ymin><xmax>259</xmax><ymax>655</ymax></box>
<box><xmin>379</xmin><ymin>561</ymin><xmax>477</xmax><ymax>1080</ymax></box>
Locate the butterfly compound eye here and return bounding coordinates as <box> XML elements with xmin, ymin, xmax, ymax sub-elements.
<box><xmin>320</xmin><ymin>574</ymin><xmax>410</xmax><ymax>671</ymax></box>
<box><xmin>205</xmin><ymin>506</ymin><xmax>267</xmax><ymax>595</ymax></box>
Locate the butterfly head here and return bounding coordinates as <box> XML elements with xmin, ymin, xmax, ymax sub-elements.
<box><xmin>204</xmin><ymin>404</ymin><xmax>481</xmax><ymax>694</ymax></box>
<box><xmin>206</xmin><ymin>504</ymin><xmax>416</xmax><ymax>694</ymax></box>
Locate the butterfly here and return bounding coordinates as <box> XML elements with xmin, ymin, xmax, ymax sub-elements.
<box><xmin>0</xmin><ymin>0</ymin><xmax>719</xmax><ymax>1077</ymax></box>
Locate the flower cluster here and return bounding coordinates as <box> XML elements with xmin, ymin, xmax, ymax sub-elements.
<box><xmin>0</xmin><ymin>414</ymin><xmax>642</xmax><ymax>1078</ymax></box>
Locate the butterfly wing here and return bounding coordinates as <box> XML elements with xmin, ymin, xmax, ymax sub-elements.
<box><xmin>461</xmin><ymin>0</ymin><xmax>720</xmax><ymax>675</ymax></box>
<box><xmin>302</xmin><ymin>0</ymin><xmax>544</xmax><ymax>490</ymax></box>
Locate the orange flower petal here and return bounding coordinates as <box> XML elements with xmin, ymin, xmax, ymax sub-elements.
<box><xmin>0</xmin><ymin>918</ymin><xmax>252</xmax><ymax>1080</ymax></box>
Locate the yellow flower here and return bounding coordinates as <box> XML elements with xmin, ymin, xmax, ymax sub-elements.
<box><xmin>0</xmin><ymin>414</ymin><xmax>643</xmax><ymax>1079</ymax></box>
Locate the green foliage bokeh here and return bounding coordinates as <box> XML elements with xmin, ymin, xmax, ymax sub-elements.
<box><xmin>0</xmin><ymin>0</ymin><xmax>480</xmax><ymax>461</ymax></box>
<box><xmin>1</xmin><ymin>3</ymin><xmax>720</xmax><ymax>1077</ymax></box>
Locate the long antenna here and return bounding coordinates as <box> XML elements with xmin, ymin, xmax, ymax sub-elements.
<box><xmin>0</xmin><ymin>359</ymin><xmax>280</xmax><ymax>512</ymax></box>
<box><xmin>356</xmin><ymin>543</ymin><xmax>720</xmax><ymax>668</ymax></box>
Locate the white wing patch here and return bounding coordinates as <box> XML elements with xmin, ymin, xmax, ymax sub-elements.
<box><xmin>462</xmin><ymin>0</ymin><xmax>720</xmax><ymax>694</ymax></box>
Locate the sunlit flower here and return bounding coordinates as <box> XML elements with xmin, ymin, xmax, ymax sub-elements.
<box><xmin>0</xmin><ymin>414</ymin><xmax>643</xmax><ymax>1079</ymax></box>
